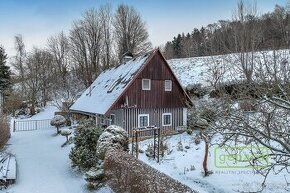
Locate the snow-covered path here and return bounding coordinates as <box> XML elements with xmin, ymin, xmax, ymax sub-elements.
<box><xmin>6</xmin><ymin>129</ymin><xmax>84</xmax><ymax>193</ymax></box>
<box><xmin>1</xmin><ymin>105</ymin><xmax>112</xmax><ymax>193</ymax></box>
<box><xmin>3</xmin><ymin>128</ymin><xmax>112</xmax><ymax>193</ymax></box>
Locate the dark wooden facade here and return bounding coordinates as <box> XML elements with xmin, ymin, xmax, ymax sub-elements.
<box><xmin>105</xmin><ymin>50</ymin><xmax>191</xmax><ymax>135</ymax></box>
<box><xmin>110</xmin><ymin>50</ymin><xmax>189</xmax><ymax>111</ymax></box>
<box><xmin>110</xmin><ymin>107</ymin><xmax>187</xmax><ymax>136</ymax></box>
<box><xmin>72</xmin><ymin>49</ymin><xmax>191</xmax><ymax>135</ymax></box>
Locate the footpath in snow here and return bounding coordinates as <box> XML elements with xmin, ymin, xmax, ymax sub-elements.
<box><xmin>1</xmin><ymin>105</ymin><xmax>112</xmax><ymax>193</ymax></box>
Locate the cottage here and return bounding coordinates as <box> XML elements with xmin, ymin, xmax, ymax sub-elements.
<box><xmin>70</xmin><ymin>49</ymin><xmax>192</xmax><ymax>136</ymax></box>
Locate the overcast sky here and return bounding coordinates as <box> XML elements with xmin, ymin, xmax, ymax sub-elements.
<box><xmin>0</xmin><ymin>0</ymin><xmax>288</xmax><ymax>57</ymax></box>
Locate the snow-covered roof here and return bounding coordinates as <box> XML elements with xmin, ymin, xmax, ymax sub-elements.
<box><xmin>70</xmin><ymin>50</ymin><xmax>154</xmax><ymax>115</ymax></box>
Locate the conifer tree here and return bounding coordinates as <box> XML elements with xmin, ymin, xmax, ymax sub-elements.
<box><xmin>0</xmin><ymin>46</ymin><xmax>11</xmax><ymax>110</ymax></box>
<box><xmin>0</xmin><ymin>46</ymin><xmax>11</xmax><ymax>90</ymax></box>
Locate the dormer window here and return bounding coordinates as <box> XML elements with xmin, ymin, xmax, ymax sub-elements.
<box><xmin>142</xmin><ymin>79</ymin><xmax>151</xmax><ymax>90</ymax></box>
<box><xmin>164</xmin><ymin>80</ymin><xmax>172</xmax><ymax>91</ymax></box>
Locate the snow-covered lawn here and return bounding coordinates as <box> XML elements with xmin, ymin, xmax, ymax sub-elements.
<box><xmin>1</xmin><ymin>105</ymin><xmax>112</xmax><ymax>193</ymax></box>
<box><xmin>138</xmin><ymin>133</ymin><xmax>289</xmax><ymax>193</ymax></box>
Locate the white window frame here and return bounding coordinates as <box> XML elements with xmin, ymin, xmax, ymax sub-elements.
<box><xmin>142</xmin><ymin>79</ymin><xmax>151</xmax><ymax>90</ymax></box>
<box><xmin>164</xmin><ymin>80</ymin><xmax>172</xmax><ymax>91</ymax></box>
<box><xmin>162</xmin><ymin>113</ymin><xmax>172</xmax><ymax>126</ymax></box>
<box><xmin>182</xmin><ymin>108</ymin><xmax>187</xmax><ymax>126</ymax></box>
<box><xmin>138</xmin><ymin>114</ymin><xmax>149</xmax><ymax>128</ymax></box>
<box><xmin>110</xmin><ymin>114</ymin><xmax>115</xmax><ymax>125</ymax></box>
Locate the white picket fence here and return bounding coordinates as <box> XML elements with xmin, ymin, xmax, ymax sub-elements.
<box><xmin>13</xmin><ymin>119</ymin><xmax>53</xmax><ymax>132</ymax></box>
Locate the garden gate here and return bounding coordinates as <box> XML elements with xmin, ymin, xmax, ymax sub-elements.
<box><xmin>13</xmin><ymin>119</ymin><xmax>53</xmax><ymax>132</ymax></box>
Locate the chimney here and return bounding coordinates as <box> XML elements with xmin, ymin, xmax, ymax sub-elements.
<box><xmin>122</xmin><ymin>52</ymin><xmax>133</xmax><ymax>63</ymax></box>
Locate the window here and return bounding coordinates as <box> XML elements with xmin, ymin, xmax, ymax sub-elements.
<box><xmin>110</xmin><ymin>114</ymin><xmax>115</xmax><ymax>125</ymax></box>
<box><xmin>100</xmin><ymin>115</ymin><xmax>105</xmax><ymax>124</ymax></box>
<box><xmin>142</xmin><ymin>79</ymin><xmax>151</xmax><ymax>90</ymax></box>
<box><xmin>164</xmin><ymin>80</ymin><xmax>172</xmax><ymax>91</ymax></box>
<box><xmin>162</xmin><ymin>113</ymin><xmax>172</xmax><ymax>126</ymax></box>
<box><xmin>138</xmin><ymin>114</ymin><xmax>149</xmax><ymax>128</ymax></box>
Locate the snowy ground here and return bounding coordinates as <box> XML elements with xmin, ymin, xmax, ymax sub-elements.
<box><xmin>138</xmin><ymin>133</ymin><xmax>289</xmax><ymax>193</ymax></box>
<box><xmin>1</xmin><ymin>105</ymin><xmax>112</xmax><ymax>193</ymax></box>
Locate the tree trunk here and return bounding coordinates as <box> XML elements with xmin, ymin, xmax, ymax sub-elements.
<box><xmin>202</xmin><ymin>133</ymin><xmax>209</xmax><ymax>176</ymax></box>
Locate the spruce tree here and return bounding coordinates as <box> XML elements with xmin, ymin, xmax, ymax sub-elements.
<box><xmin>0</xmin><ymin>46</ymin><xmax>11</xmax><ymax>91</ymax></box>
<box><xmin>0</xmin><ymin>46</ymin><xmax>11</xmax><ymax>112</ymax></box>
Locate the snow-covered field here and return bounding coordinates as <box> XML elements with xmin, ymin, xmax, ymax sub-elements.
<box><xmin>138</xmin><ymin>133</ymin><xmax>289</xmax><ymax>193</ymax></box>
<box><xmin>168</xmin><ymin>49</ymin><xmax>290</xmax><ymax>89</ymax></box>
<box><xmin>1</xmin><ymin>105</ymin><xmax>112</xmax><ymax>193</ymax></box>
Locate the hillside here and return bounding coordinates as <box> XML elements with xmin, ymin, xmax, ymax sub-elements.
<box><xmin>168</xmin><ymin>49</ymin><xmax>290</xmax><ymax>89</ymax></box>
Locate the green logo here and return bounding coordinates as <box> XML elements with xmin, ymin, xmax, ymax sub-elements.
<box><xmin>214</xmin><ymin>146</ymin><xmax>270</xmax><ymax>169</ymax></box>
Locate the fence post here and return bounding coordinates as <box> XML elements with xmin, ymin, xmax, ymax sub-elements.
<box><xmin>35</xmin><ymin>120</ymin><xmax>37</xmax><ymax>130</ymax></box>
<box><xmin>157</xmin><ymin>128</ymin><xmax>160</xmax><ymax>163</ymax></box>
<box><xmin>135</xmin><ymin>131</ymin><xmax>139</xmax><ymax>159</ymax></box>
<box><xmin>13</xmin><ymin>120</ymin><xmax>16</xmax><ymax>132</ymax></box>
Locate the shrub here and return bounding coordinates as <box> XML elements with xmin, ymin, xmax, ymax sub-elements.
<box><xmin>104</xmin><ymin>149</ymin><xmax>194</xmax><ymax>193</ymax></box>
<box><xmin>50</xmin><ymin>115</ymin><xmax>66</xmax><ymax>134</ymax></box>
<box><xmin>96</xmin><ymin>125</ymin><xmax>128</xmax><ymax>160</ymax></box>
<box><xmin>69</xmin><ymin>119</ymin><xmax>103</xmax><ymax>171</ymax></box>
<box><xmin>3</xmin><ymin>92</ymin><xmax>22</xmax><ymax>116</ymax></box>
<box><xmin>60</xmin><ymin>129</ymin><xmax>72</xmax><ymax>143</ymax></box>
<box><xmin>0</xmin><ymin>116</ymin><xmax>10</xmax><ymax>149</ymax></box>
<box><xmin>186</xmin><ymin>84</ymin><xmax>207</xmax><ymax>98</ymax></box>
<box><xmin>199</xmin><ymin>107</ymin><xmax>217</xmax><ymax>123</ymax></box>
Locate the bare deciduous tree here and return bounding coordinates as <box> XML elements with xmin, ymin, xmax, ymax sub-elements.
<box><xmin>231</xmin><ymin>0</ymin><xmax>262</xmax><ymax>83</ymax></box>
<box><xmin>99</xmin><ymin>4</ymin><xmax>114</xmax><ymax>68</ymax></box>
<box><xmin>70</xmin><ymin>9</ymin><xmax>103</xmax><ymax>87</ymax></box>
<box><xmin>47</xmin><ymin>32</ymin><xmax>74</xmax><ymax>101</ymax></box>
<box><xmin>113</xmin><ymin>4</ymin><xmax>152</xmax><ymax>61</ymax></box>
<box><xmin>206</xmin><ymin>50</ymin><xmax>290</xmax><ymax>191</ymax></box>
<box><xmin>13</xmin><ymin>34</ymin><xmax>27</xmax><ymax>99</ymax></box>
<box><xmin>25</xmin><ymin>48</ymin><xmax>53</xmax><ymax>113</ymax></box>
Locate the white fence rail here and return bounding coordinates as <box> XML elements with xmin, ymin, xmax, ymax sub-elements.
<box><xmin>13</xmin><ymin>119</ymin><xmax>53</xmax><ymax>132</ymax></box>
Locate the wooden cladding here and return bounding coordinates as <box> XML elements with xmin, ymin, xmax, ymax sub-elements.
<box><xmin>111</xmin><ymin>107</ymin><xmax>185</xmax><ymax>137</ymax></box>
<box><xmin>112</xmin><ymin>51</ymin><xmax>188</xmax><ymax>110</ymax></box>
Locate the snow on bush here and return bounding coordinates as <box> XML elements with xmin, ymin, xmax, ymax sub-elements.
<box><xmin>96</xmin><ymin>125</ymin><xmax>129</xmax><ymax>160</ymax></box>
<box><xmin>69</xmin><ymin>119</ymin><xmax>102</xmax><ymax>171</ymax></box>
<box><xmin>85</xmin><ymin>160</ymin><xmax>105</xmax><ymax>190</ymax></box>
<box><xmin>60</xmin><ymin>128</ymin><xmax>72</xmax><ymax>143</ymax></box>
<box><xmin>50</xmin><ymin>115</ymin><xmax>66</xmax><ymax>134</ymax></box>
<box><xmin>60</xmin><ymin>128</ymin><xmax>72</xmax><ymax>135</ymax></box>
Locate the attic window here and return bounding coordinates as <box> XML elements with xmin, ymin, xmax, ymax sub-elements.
<box><xmin>86</xmin><ymin>85</ymin><xmax>96</xmax><ymax>96</ymax></box>
<box><xmin>107</xmin><ymin>80</ymin><xmax>118</xmax><ymax>93</ymax></box>
<box><xmin>164</xmin><ymin>80</ymin><xmax>172</xmax><ymax>91</ymax></box>
<box><xmin>142</xmin><ymin>79</ymin><xmax>151</xmax><ymax>90</ymax></box>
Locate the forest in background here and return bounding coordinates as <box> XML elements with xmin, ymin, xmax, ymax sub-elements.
<box><xmin>163</xmin><ymin>3</ymin><xmax>290</xmax><ymax>59</ymax></box>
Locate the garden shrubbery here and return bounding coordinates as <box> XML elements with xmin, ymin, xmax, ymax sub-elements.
<box><xmin>0</xmin><ymin>116</ymin><xmax>10</xmax><ymax>149</ymax></box>
<box><xmin>69</xmin><ymin>119</ymin><xmax>103</xmax><ymax>171</ymax></box>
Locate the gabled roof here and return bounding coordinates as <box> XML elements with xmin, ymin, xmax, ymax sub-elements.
<box><xmin>70</xmin><ymin>50</ymin><xmax>155</xmax><ymax>115</ymax></box>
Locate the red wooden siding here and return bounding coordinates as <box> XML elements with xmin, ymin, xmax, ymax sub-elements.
<box><xmin>111</xmin><ymin>50</ymin><xmax>189</xmax><ymax>110</ymax></box>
